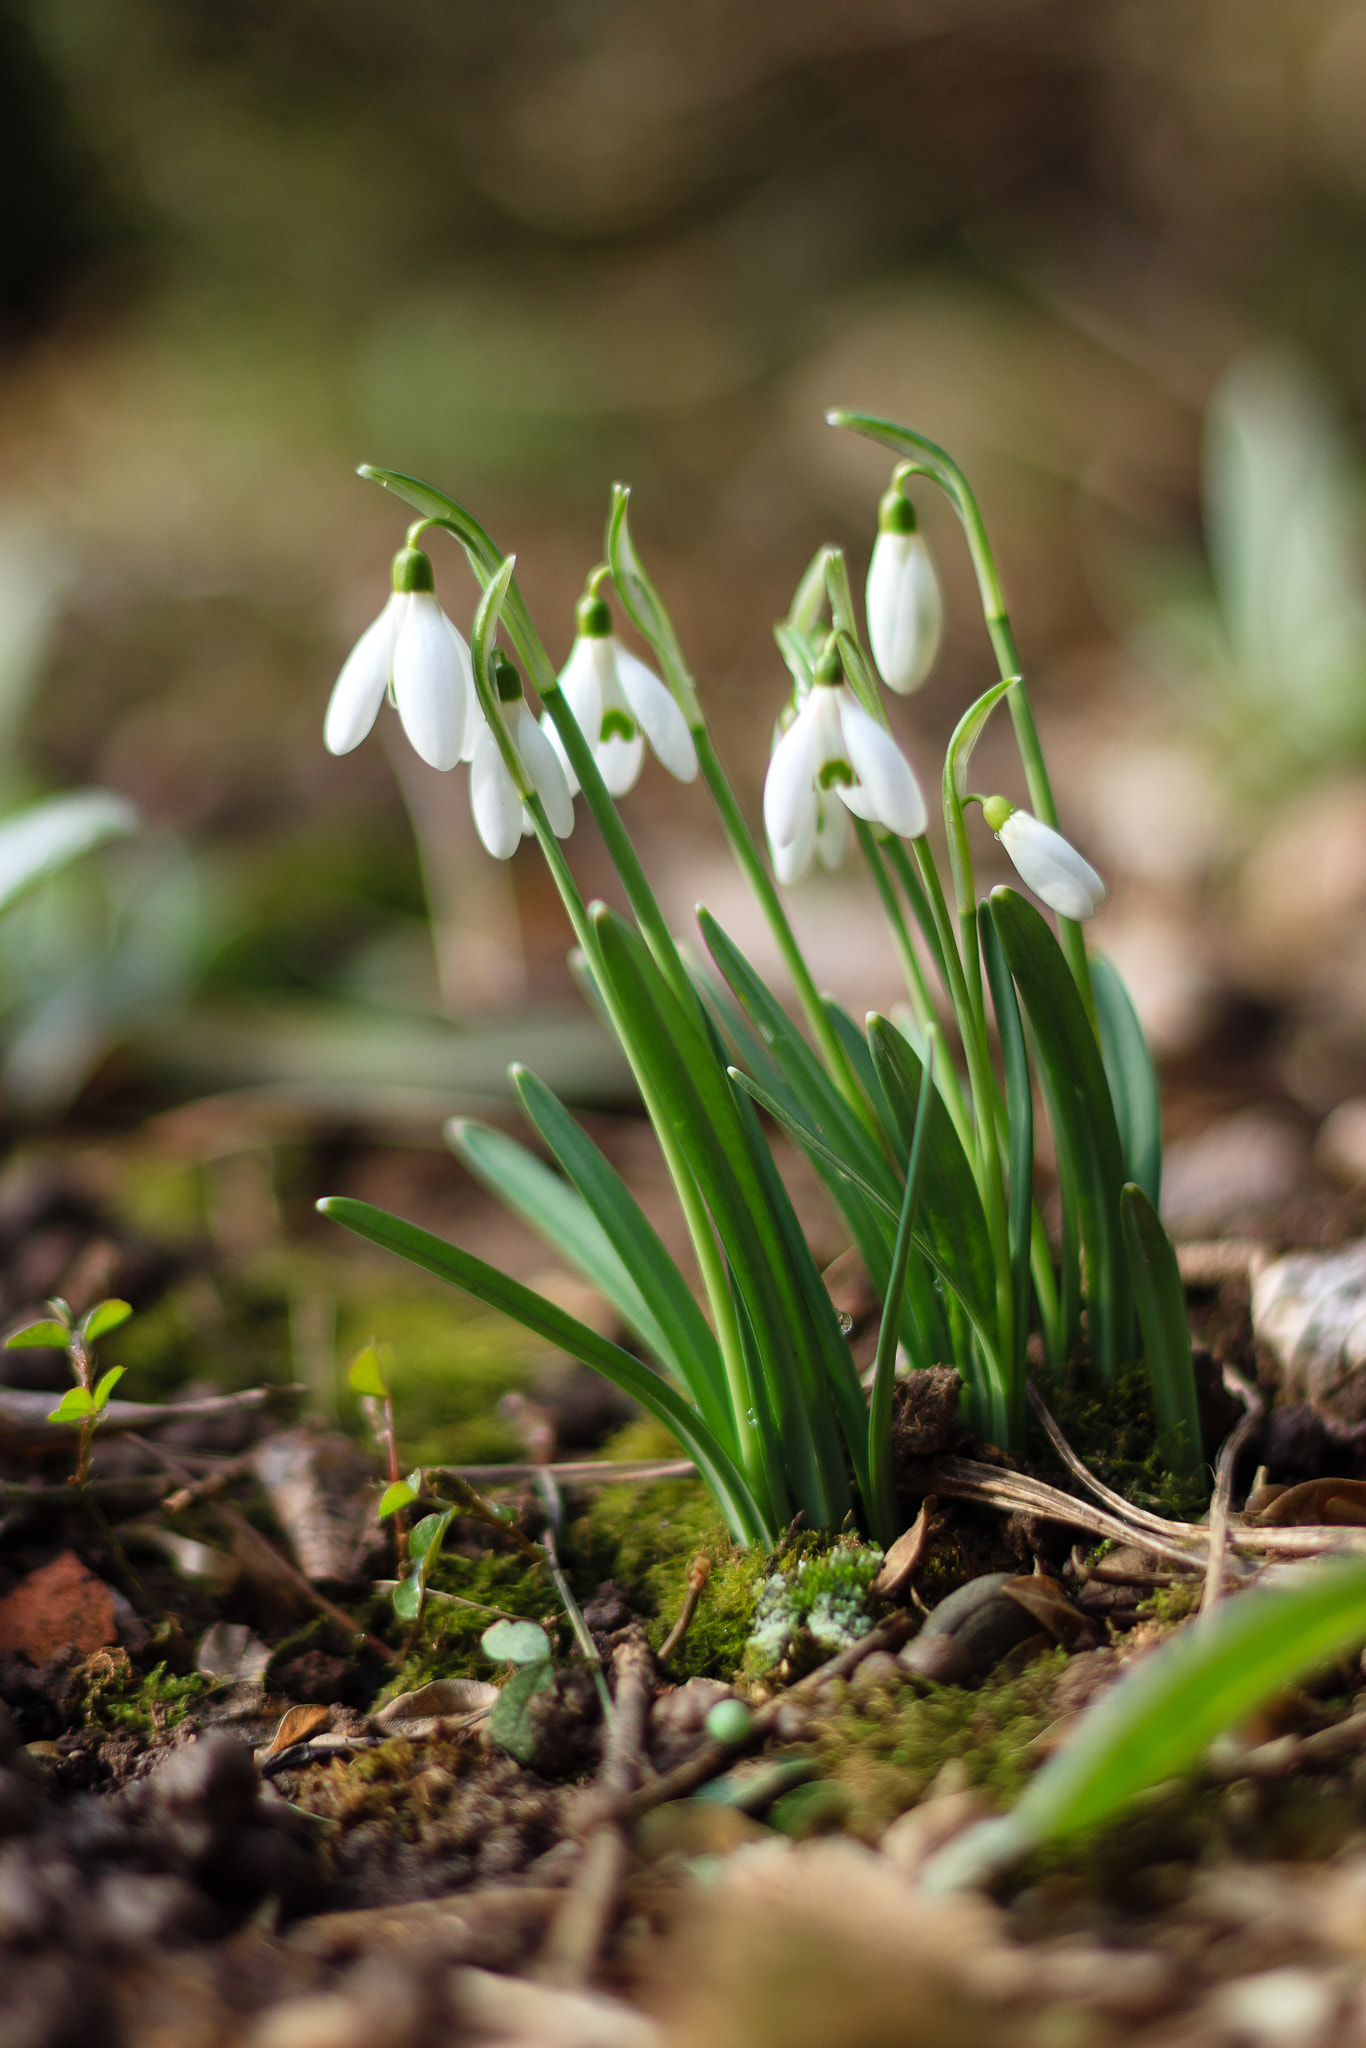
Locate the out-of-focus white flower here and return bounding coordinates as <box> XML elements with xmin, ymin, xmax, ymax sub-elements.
<box><xmin>984</xmin><ymin>796</ymin><xmax>1106</xmax><ymax>921</ymax></box>
<box><xmin>545</xmin><ymin>593</ymin><xmax>697</xmax><ymax>797</ymax></box>
<box><xmin>324</xmin><ymin>546</ymin><xmax>474</xmax><ymax>770</ymax></box>
<box><xmin>768</xmin><ymin>785</ymin><xmax>850</xmax><ymax>885</ymax></box>
<box><xmin>865</xmin><ymin>486</ymin><xmax>942</xmax><ymax>695</ymax></box>
<box><xmin>470</xmin><ymin>656</ymin><xmax>575</xmax><ymax>860</ymax></box>
<box><xmin>764</xmin><ymin>650</ymin><xmax>926</xmax><ymax>871</ymax></box>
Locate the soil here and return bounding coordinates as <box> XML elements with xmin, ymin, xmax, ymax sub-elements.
<box><xmin>6</xmin><ymin>1128</ymin><xmax>1366</xmax><ymax>2046</ymax></box>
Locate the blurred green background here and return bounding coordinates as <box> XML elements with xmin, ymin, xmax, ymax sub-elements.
<box><xmin>4</xmin><ymin>0</ymin><xmax>1366</xmax><ymax>1298</ymax></box>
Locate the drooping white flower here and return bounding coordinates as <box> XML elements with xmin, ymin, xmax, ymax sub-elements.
<box><xmin>324</xmin><ymin>546</ymin><xmax>474</xmax><ymax>771</ymax></box>
<box><xmin>865</xmin><ymin>486</ymin><xmax>943</xmax><ymax>695</ymax></box>
<box><xmin>764</xmin><ymin>650</ymin><xmax>926</xmax><ymax>870</ymax></box>
<box><xmin>984</xmin><ymin>796</ymin><xmax>1106</xmax><ymax>921</ymax></box>
<box><xmin>768</xmin><ymin>784</ymin><xmax>850</xmax><ymax>885</ymax></box>
<box><xmin>544</xmin><ymin>593</ymin><xmax>698</xmax><ymax>797</ymax></box>
<box><xmin>470</xmin><ymin>656</ymin><xmax>575</xmax><ymax>860</ymax></box>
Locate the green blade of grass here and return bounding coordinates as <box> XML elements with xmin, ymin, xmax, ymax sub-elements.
<box><xmin>980</xmin><ymin>899</ymin><xmax>1035</xmax><ymax>1422</ymax></box>
<box><xmin>988</xmin><ymin>886</ymin><xmax>1132</xmax><ymax>1380</ymax></box>
<box><xmin>317</xmin><ymin>1195</ymin><xmax>771</xmax><ymax>1547</ymax></box>
<box><xmin>1092</xmin><ymin>953</ymin><xmax>1163</xmax><ymax>1208</ymax></box>
<box><xmin>925</xmin><ymin>1559</ymin><xmax>1366</xmax><ymax>1891</ymax></box>
<box><xmin>1121</xmin><ymin>1181</ymin><xmax>1204</xmax><ymax>1487</ymax></box>
<box><xmin>446</xmin><ymin>1115</ymin><xmax>678</xmax><ymax>1380</ymax></box>
<box><xmin>505</xmin><ymin>1066</ymin><xmax>733</xmax><ymax>1450</ymax></box>
<box><xmin>867</xmin><ymin>1047</ymin><xmax>935</xmax><ymax>1543</ymax></box>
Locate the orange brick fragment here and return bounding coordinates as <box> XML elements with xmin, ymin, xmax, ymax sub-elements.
<box><xmin>0</xmin><ymin>1550</ymin><xmax>118</xmax><ymax>1664</ymax></box>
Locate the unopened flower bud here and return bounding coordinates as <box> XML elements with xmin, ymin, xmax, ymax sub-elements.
<box><xmin>986</xmin><ymin>798</ymin><xmax>1106</xmax><ymax>921</ymax></box>
<box><xmin>865</xmin><ymin>488</ymin><xmax>943</xmax><ymax>695</ymax></box>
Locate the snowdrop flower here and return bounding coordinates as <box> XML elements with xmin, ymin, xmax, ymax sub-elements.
<box><xmin>324</xmin><ymin>546</ymin><xmax>474</xmax><ymax>771</ymax></box>
<box><xmin>865</xmin><ymin>484</ymin><xmax>943</xmax><ymax>694</ymax></box>
<box><xmin>768</xmin><ymin>783</ymin><xmax>850</xmax><ymax>885</ymax></box>
<box><xmin>470</xmin><ymin>655</ymin><xmax>575</xmax><ymax>860</ymax></box>
<box><xmin>983</xmin><ymin>796</ymin><xmax>1106</xmax><ymax>920</ymax></box>
<box><xmin>545</xmin><ymin>592</ymin><xmax>697</xmax><ymax>797</ymax></box>
<box><xmin>764</xmin><ymin>646</ymin><xmax>926</xmax><ymax>871</ymax></box>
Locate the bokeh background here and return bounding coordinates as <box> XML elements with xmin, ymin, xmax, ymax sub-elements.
<box><xmin>5</xmin><ymin>0</ymin><xmax>1366</xmax><ymax>1439</ymax></box>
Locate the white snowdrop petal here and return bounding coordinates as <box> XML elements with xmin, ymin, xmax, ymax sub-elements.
<box><xmin>836</xmin><ymin>781</ymin><xmax>880</xmax><ymax>821</ymax></box>
<box><xmin>558</xmin><ymin>636</ymin><xmax>606</xmax><ymax>743</ymax></box>
<box><xmin>615</xmin><ymin>645</ymin><xmax>698</xmax><ymax>782</ymax></box>
<box><xmin>763</xmin><ymin>706</ymin><xmax>822</xmax><ymax>849</ymax></box>
<box><xmin>770</xmin><ymin>813</ymin><xmax>815</xmax><ymax>885</ymax></box>
<box><xmin>597</xmin><ymin>729</ymin><xmax>646</xmax><ymax>796</ymax></box>
<box><xmin>470</xmin><ymin>729</ymin><xmax>523</xmax><ymax>859</ymax></box>
<box><xmin>393</xmin><ymin>594</ymin><xmax>471</xmax><ymax>770</ymax></box>
<box><xmin>815</xmin><ymin>795</ymin><xmax>850</xmax><ymax>872</ymax></box>
<box><xmin>323</xmin><ymin>594</ymin><xmax>403</xmax><ymax>755</ymax></box>
<box><xmin>838</xmin><ymin>691</ymin><xmax>927</xmax><ymax>837</ymax></box>
<box><xmin>866</xmin><ymin>531</ymin><xmax>943</xmax><ymax>694</ymax></box>
<box><xmin>517</xmin><ymin>706</ymin><xmax>575</xmax><ymax>838</ymax></box>
<box><xmin>540</xmin><ymin>711</ymin><xmax>580</xmax><ymax>798</ymax></box>
<box><xmin>999</xmin><ymin>813</ymin><xmax>1106</xmax><ymax>920</ymax></box>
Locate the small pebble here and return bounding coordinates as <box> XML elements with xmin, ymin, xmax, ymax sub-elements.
<box><xmin>1205</xmin><ymin>1966</ymin><xmax>1336</xmax><ymax>2044</ymax></box>
<box><xmin>899</xmin><ymin>1634</ymin><xmax>972</xmax><ymax>1686</ymax></box>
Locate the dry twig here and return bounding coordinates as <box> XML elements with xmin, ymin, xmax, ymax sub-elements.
<box><xmin>1200</xmin><ymin>1370</ymin><xmax>1264</xmax><ymax>1626</ymax></box>
<box><xmin>539</xmin><ymin>1635</ymin><xmax>654</xmax><ymax>1989</ymax></box>
<box><xmin>657</xmin><ymin>1554</ymin><xmax>711</xmax><ymax>1666</ymax></box>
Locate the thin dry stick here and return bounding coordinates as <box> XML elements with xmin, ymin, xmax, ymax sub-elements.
<box><xmin>538</xmin><ymin>1635</ymin><xmax>653</xmax><ymax>1989</ymax></box>
<box><xmin>613</xmin><ymin>1612</ymin><xmax>917</xmax><ymax>1826</ymax></box>
<box><xmin>1026</xmin><ymin>1382</ymin><xmax>1212</xmax><ymax>1547</ymax></box>
<box><xmin>127</xmin><ymin>1433</ymin><xmax>397</xmax><ymax>1663</ymax></box>
<box><xmin>657</xmin><ymin>1554</ymin><xmax>711</xmax><ymax>1666</ymax></box>
<box><xmin>1200</xmin><ymin>1370</ymin><xmax>1264</xmax><ymax>1626</ymax></box>
<box><xmin>160</xmin><ymin>1447</ymin><xmax>261</xmax><ymax>1516</ymax></box>
<box><xmin>431</xmin><ymin>1458</ymin><xmax>696</xmax><ymax>1486</ymax></box>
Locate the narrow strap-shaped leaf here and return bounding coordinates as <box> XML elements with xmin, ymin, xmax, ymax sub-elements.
<box><xmin>867</xmin><ymin>1047</ymin><xmax>936</xmax><ymax>1543</ymax></box>
<box><xmin>988</xmin><ymin>887</ymin><xmax>1133</xmax><ymax>1379</ymax></box>
<box><xmin>980</xmin><ymin>901</ymin><xmax>1033</xmax><ymax>1426</ymax></box>
<box><xmin>823</xmin><ymin>1000</ymin><xmax>899</xmax><ymax>1150</ymax></box>
<box><xmin>927</xmin><ymin>1559</ymin><xmax>1366</xmax><ymax>1891</ymax></box>
<box><xmin>699</xmin><ymin>910</ymin><xmax>896</xmax><ymax>1202</ymax></box>
<box><xmin>1120</xmin><ymin>1182</ymin><xmax>1204</xmax><ymax>1486</ymax></box>
<box><xmin>728</xmin><ymin>1072</ymin><xmax>874</xmax><ymax>1519</ymax></box>
<box><xmin>1092</xmin><ymin>954</ymin><xmax>1162</xmax><ymax>1207</ymax></box>
<box><xmin>592</xmin><ymin>906</ymin><xmax>846</xmax><ymax>1526</ymax></box>
<box><xmin>867</xmin><ymin>1016</ymin><xmax>997</xmax><ymax>1348</ymax></box>
<box><xmin>446</xmin><ymin>1116</ymin><xmax>676</xmax><ymax>1378</ymax></box>
<box><xmin>317</xmin><ymin>1195</ymin><xmax>770</xmax><ymax>1547</ymax></box>
<box><xmin>507</xmin><ymin>1067</ymin><xmax>733</xmax><ymax>1450</ymax></box>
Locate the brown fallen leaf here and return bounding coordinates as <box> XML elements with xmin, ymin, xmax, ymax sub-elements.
<box><xmin>999</xmin><ymin>1574</ymin><xmax>1094</xmax><ymax>1647</ymax></box>
<box><xmin>870</xmin><ymin>1496</ymin><xmax>935</xmax><ymax>1601</ymax></box>
<box><xmin>372</xmin><ymin>1679</ymin><xmax>498</xmax><ymax>1739</ymax></box>
<box><xmin>263</xmin><ymin>1703</ymin><xmax>330</xmax><ymax>1759</ymax></box>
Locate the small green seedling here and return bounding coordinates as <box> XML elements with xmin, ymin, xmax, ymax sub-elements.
<box><xmin>8</xmin><ymin>1295</ymin><xmax>131</xmax><ymax>1486</ymax></box>
<box><xmin>349</xmin><ymin>1341</ymin><xmax>414</xmax><ymax>1561</ymax></box>
<box><xmin>481</xmin><ymin>1618</ymin><xmax>552</xmax><ymax>1665</ymax></box>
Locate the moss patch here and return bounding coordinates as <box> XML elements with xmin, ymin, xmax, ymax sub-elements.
<box><xmin>79</xmin><ymin>1650</ymin><xmax>205</xmax><ymax>1737</ymax></box>
<box><xmin>567</xmin><ymin>1478</ymin><xmax>768</xmax><ymax>1682</ymax></box>
<box><xmin>1033</xmin><ymin>1355</ymin><xmax>1206</xmax><ymax>1521</ymax></box>
<box><xmin>809</xmin><ymin>1651</ymin><xmax>1068</xmax><ymax>1839</ymax></box>
<box><xmin>374</xmin><ymin>1549</ymin><xmax>557</xmax><ymax>1707</ymax></box>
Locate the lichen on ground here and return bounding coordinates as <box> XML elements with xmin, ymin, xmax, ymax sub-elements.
<box><xmin>745</xmin><ymin>1539</ymin><xmax>885</xmax><ymax>1676</ymax></box>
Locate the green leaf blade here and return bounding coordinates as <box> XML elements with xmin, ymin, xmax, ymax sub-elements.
<box><xmin>7</xmin><ymin>1321</ymin><xmax>73</xmax><ymax>1349</ymax></box>
<box><xmin>80</xmin><ymin>1299</ymin><xmax>132</xmax><ymax>1343</ymax></box>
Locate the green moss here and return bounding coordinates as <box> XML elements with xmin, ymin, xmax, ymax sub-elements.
<box><xmin>374</xmin><ymin>1548</ymin><xmax>557</xmax><ymax>1705</ymax></box>
<box><xmin>80</xmin><ymin>1650</ymin><xmax>205</xmax><ymax>1736</ymax></box>
<box><xmin>1034</xmin><ymin>1355</ymin><xmax>1206</xmax><ymax>1521</ymax></box>
<box><xmin>810</xmin><ymin>1650</ymin><xmax>1068</xmax><ymax>1838</ymax></box>
<box><xmin>567</xmin><ymin>1478</ymin><xmax>768</xmax><ymax>1681</ymax></box>
<box><xmin>1137</xmin><ymin>1581</ymin><xmax>1202</xmax><ymax>1626</ymax></box>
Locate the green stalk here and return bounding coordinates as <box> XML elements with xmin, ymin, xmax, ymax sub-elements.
<box><xmin>694</xmin><ymin>727</ymin><xmax>880</xmax><ymax>1142</ymax></box>
<box><xmin>867</xmin><ymin>1048</ymin><xmax>936</xmax><ymax>1543</ymax></box>
<box><xmin>825</xmin><ymin>415</ymin><xmax>1097</xmax><ymax>1028</ymax></box>
<box><xmin>910</xmin><ymin>837</ymin><xmax>1015</xmax><ymax>1442</ymax></box>
<box><xmin>854</xmin><ymin>821</ymin><xmax>974</xmax><ymax>1157</ymax></box>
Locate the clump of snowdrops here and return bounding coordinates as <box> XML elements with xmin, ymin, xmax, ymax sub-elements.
<box><xmin>318</xmin><ymin>410</ymin><xmax>1203</xmax><ymax>1550</ymax></box>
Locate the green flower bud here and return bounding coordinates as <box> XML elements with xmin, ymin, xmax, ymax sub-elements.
<box><xmin>877</xmin><ymin>487</ymin><xmax>917</xmax><ymax>536</ymax></box>
<box><xmin>493</xmin><ymin>652</ymin><xmax>523</xmax><ymax>704</ymax></box>
<box><xmin>575</xmin><ymin>593</ymin><xmax>613</xmax><ymax>639</ymax></box>
<box><xmin>982</xmin><ymin>794</ymin><xmax>1015</xmax><ymax>834</ymax></box>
